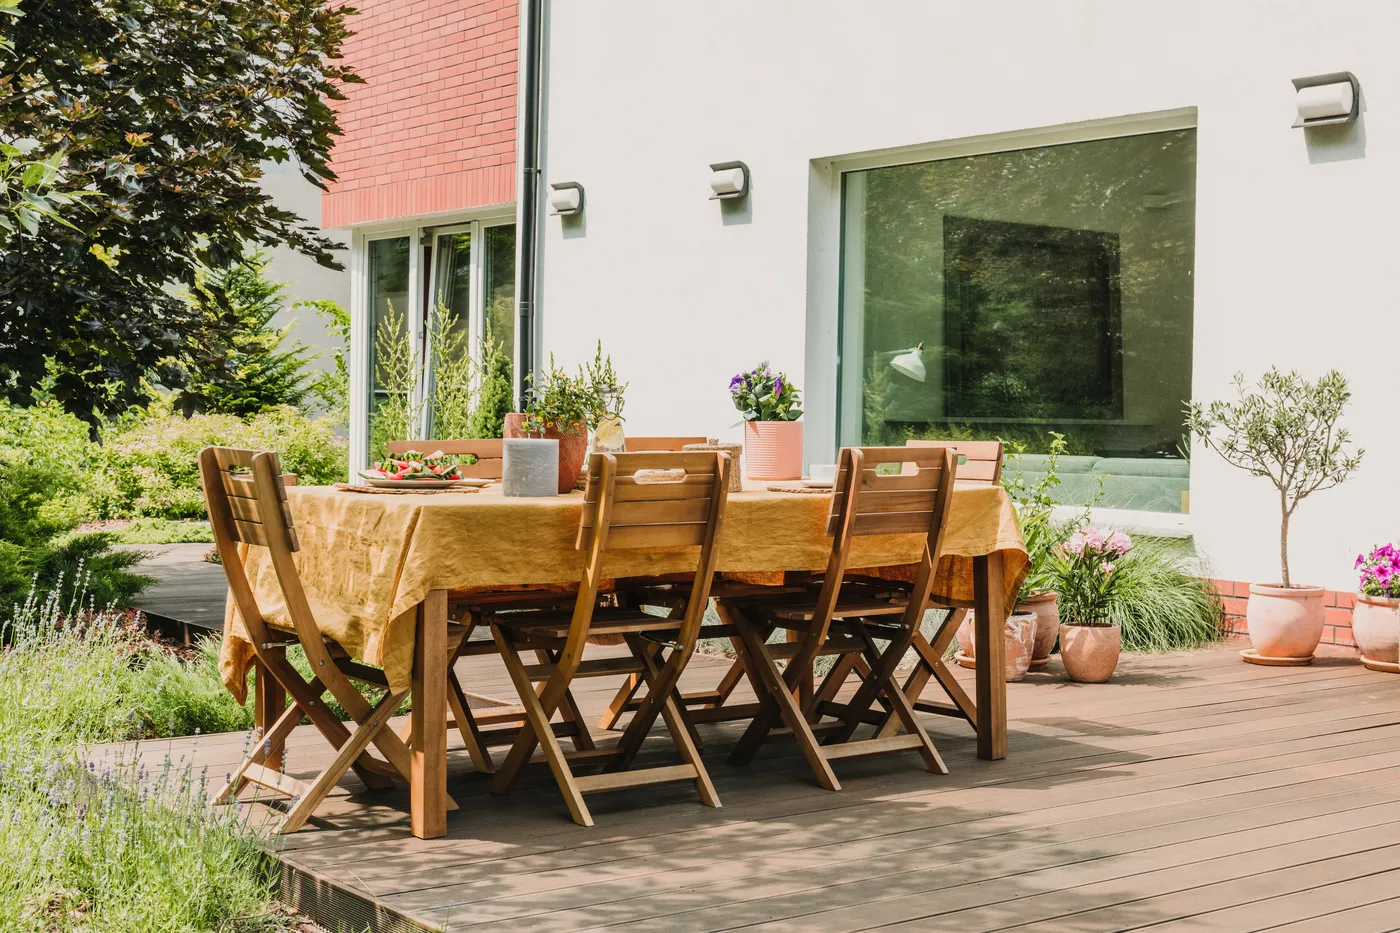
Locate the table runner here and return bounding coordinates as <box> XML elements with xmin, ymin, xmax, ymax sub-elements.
<box><xmin>220</xmin><ymin>482</ymin><xmax>1026</xmax><ymax>700</ymax></box>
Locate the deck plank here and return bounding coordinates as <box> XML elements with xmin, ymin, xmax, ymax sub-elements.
<box><xmin>97</xmin><ymin>642</ymin><xmax>1400</xmax><ymax>933</ymax></box>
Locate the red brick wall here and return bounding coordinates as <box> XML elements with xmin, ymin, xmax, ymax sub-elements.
<box><xmin>1213</xmin><ymin>579</ymin><xmax>1358</xmax><ymax>649</ymax></box>
<box><xmin>322</xmin><ymin>0</ymin><xmax>518</xmax><ymax>228</ymax></box>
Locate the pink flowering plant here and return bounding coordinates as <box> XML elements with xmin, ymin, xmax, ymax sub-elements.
<box><xmin>1052</xmin><ymin>528</ymin><xmax>1133</xmax><ymax>626</ymax></box>
<box><xmin>1356</xmin><ymin>544</ymin><xmax>1400</xmax><ymax>598</ymax></box>
<box><xmin>729</xmin><ymin>362</ymin><xmax>802</xmax><ymax>422</ymax></box>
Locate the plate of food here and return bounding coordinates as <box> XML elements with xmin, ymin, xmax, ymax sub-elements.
<box><xmin>358</xmin><ymin>450</ymin><xmax>491</xmax><ymax>488</ymax></box>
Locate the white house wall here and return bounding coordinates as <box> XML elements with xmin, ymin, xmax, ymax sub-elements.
<box><xmin>538</xmin><ymin>0</ymin><xmax>1398</xmax><ymax>592</ymax></box>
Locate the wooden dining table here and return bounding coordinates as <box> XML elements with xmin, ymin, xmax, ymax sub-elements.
<box><xmin>220</xmin><ymin>480</ymin><xmax>1028</xmax><ymax>839</ymax></box>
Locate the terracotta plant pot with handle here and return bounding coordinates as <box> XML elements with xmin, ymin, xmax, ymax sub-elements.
<box><xmin>1350</xmin><ymin>593</ymin><xmax>1400</xmax><ymax>673</ymax></box>
<box><xmin>744</xmin><ymin>420</ymin><xmax>803</xmax><ymax>481</ymax></box>
<box><xmin>1017</xmin><ymin>590</ymin><xmax>1060</xmax><ymax>669</ymax></box>
<box><xmin>1059</xmin><ymin>623</ymin><xmax>1121</xmax><ymax>683</ymax></box>
<box><xmin>504</xmin><ymin>413</ymin><xmax>589</xmax><ymax>494</ymax></box>
<box><xmin>1244</xmin><ymin>584</ymin><xmax>1325</xmax><ymax>664</ymax></box>
<box><xmin>954</xmin><ymin>610</ymin><xmax>1036</xmax><ymax>682</ymax></box>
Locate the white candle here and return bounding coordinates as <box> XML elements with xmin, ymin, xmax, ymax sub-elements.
<box><xmin>503</xmin><ymin>438</ymin><xmax>559</xmax><ymax>497</ymax></box>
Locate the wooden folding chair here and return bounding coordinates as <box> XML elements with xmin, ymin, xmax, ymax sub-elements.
<box><xmin>385</xmin><ymin>438</ymin><xmax>504</xmax><ymax>479</ymax></box>
<box><xmin>200</xmin><ymin>446</ymin><xmax>466</xmax><ymax>833</ymax></box>
<box><xmin>725</xmin><ymin>445</ymin><xmax>957</xmax><ymax>790</ymax></box>
<box><xmin>860</xmin><ymin>439</ymin><xmax>1005</xmax><ymax>735</ymax></box>
<box><xmin>482</xmin><ymin>451</ymin><xmax>731</xmax><ymax>826</ymax></box>
<box><xmin>624</xmin><ymin>436</ymin><xmax>708</xmax><ymax>452</ymax></box>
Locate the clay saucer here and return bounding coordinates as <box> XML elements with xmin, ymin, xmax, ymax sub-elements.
<box><xmin>1361</xmin><ymin>657</ymin><xmax>1400</xmax><ymax>673</ymax></box>
<box><xmin>953</xmin><ymin>651</ymin><xmax>976</xmax><ymax>670</ymax></box>
<box><xmin>1239</xmin><ymin>648</ymin><xmax>1313</xmax><ymax>666</ymax></box>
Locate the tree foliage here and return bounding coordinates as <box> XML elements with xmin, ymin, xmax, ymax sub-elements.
<box><xmin>173</xmin><ymin>253</ymin><xmax>320</xmax><ymax>416</ymax></box>
<box><xmin>1187</xmin><ymin>368</ymin><xmax>1363</xmax><ymax>587</ymax></box>
<box><xmin>0</xmin><ymin>0</ymin><xmax>359</xmax><ymax>424</ymax></box>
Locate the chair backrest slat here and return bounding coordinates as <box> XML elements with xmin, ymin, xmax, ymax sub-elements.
<box><xmin>624</xmin><ymin>436</ymin><xmax>708</xmax><ymax>452</ymax></box>
<box><xmin>827</xmin><ymin>446</ymin><xmax>955</xmax><ymax>536</ymax></box>
<box><xmin>385</xmin><ymin>439</ymin><xmax>504</xmax><ymax>479</ymax></box>
<box><xmin>200</xmin><ymin>447</ymin><xmax>300</xmax><ymax>551</ymax></box>
<box><xmin>578</xmin><ymin>451</ymin><xmax>727</xmax><ymax>553</ymax></box>
<box><xmin>905</xmin><ymin>439</ymin><xmax>1003</xmax><ymax>484</ymax></box>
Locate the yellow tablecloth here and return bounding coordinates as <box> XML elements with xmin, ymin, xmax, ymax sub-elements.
<box><xmin>220</xmin><ymin>482</ymin><xmax>1027</xmax><ymax>700</ymax></box>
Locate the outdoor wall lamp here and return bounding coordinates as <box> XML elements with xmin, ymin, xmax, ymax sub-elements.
<box><xmin>1292</xmin><ymin>72</ymin><xmax>1359</xmax><ymax>128</ymax></box>
<box><xmin>709</xmin><ymin>161</ymin><xmax>750</xmax><ymax>200</ymax></box>
<box><xmin>548</xmin><ymin>181</ymin><xmax>584</xmax><ymax>215</ymax></box>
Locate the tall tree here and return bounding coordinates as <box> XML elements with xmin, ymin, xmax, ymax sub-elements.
<box><xmin>0</xmin><ymin>0</ymin><xmax>359</xmax><ymax>424</ymax></box>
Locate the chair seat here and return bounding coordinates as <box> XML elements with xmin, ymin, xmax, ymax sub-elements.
<box><xmin>493</xmin><ymin>608</ymin><xmax>682</xmax><ymax>639</ymax></box>
<box><xmin>768</xmin><ymin>597</ymin><xmax>910</xmax><ymax>623</ymax></box>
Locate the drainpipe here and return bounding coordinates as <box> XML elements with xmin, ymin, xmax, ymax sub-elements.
<box><xmin>514</xmin><ymin>0</ymin><xmax>544</xmax><ymax>406</ymax></box>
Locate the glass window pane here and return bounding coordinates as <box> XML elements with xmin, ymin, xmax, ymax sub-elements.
<box><xmin>368</xmin><ymin>236</ymin><xmax>410</xmax><ymax>401</ymax></box>
<box><xmin>840</xmin><ymin>129</ymin><xmax>1196</xmax><ymax>513</ymax></box>
<box><xmin>483</xmin><ymin>224</ymin><xmax>515</xmax><ymax>368</ymax></box>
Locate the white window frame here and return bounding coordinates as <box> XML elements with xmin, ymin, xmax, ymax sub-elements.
<box><xmin>348</xmin><ymin>208</ymin><xmax>515</xmax><ymax>472</ymax></box>
<box><xmin>806</xmin><ymin>106</ymin><xmax>1198</xmax><ymax>533</ymax></box>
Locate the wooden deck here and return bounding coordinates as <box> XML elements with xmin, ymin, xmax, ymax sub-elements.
<box><xmin>109</xmin><ymin>642</ymin><xmax>1400</xmax><ymax>933</ymax></box>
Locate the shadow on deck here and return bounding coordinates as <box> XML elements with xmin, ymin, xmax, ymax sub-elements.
<box><xmin>104</xmin><ymin>643</ymin><xmax>1400</xmax><ymax>933</ymax></box>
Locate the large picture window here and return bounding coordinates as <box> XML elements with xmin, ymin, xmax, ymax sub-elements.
<box><xmin>839</xmin><ymin>128</ymin><xmax>1197</xmax><ymax>512</ymax></box>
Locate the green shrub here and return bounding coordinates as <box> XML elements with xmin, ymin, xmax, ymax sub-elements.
<box><xmin>0</xmin><ymin>534</ymin><xmax>152</xmax><ymax>619</ymax></box>
<box><xmin>90</xmin><ymin>397</ymin><xmax>346</xmax><ymax>519</ymax></box>
<box><xmin>106</xmin><ymin>518</ymin><xmax>214</xmax><ymax>545</ymax></box>
<box><xmin>1100</xmin><ymin>536</ymin><xmax>1225</xmax><ymax>652</ymax></box>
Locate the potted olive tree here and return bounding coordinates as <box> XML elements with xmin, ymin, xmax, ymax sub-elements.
<box><xmin>1187</xmin><ymin>369</ymin><xmax>1363</xmax><ymax>665</ymax></box>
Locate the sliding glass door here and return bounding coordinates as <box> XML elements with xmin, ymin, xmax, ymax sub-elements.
<box><xmin>362</xmin><ymin>219</ymin><xmax>515</xmax><ymax>459</ymax></box>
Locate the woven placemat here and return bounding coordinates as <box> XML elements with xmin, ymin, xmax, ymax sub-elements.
<box><xmin>334</xmin><ymin>482</ymin><xmax>480</xmax><ymax>496</ymax></box>
<box><xmin>766</xmin><ymin>482</ymin><xmax>832</xmax><ymax>494</ymax></box>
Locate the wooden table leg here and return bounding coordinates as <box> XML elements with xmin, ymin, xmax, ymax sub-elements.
<box><xmin>254</xmin><ymin>659</ymin><xmax>286</xmax><ymax>772</ymax></box>
<box><xmin>411</xmin><ymin>589</ymin><xmax>449</xmax><ymax>839</ymax></box>
<box><xmin>972</xmin><ymin>553</ymin><xmax>1008</xmax><ymax>760</ymax></box>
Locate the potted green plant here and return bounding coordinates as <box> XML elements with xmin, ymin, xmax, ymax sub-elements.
<box><xmin>1053</xmin><ymin>528</ymin><xmax>1133</xmax><ymax>682</ymax></box>
<box><xmin>1188</xmin><ymin>369</ymin><xmax>1363</xmax><ymax>665</ymax></box>
<box><xmin>507</xmin><ymin>343</ymin><xmax>626</xmax><ymax>494</ymax></box>
<box><xmin>1003</xmin><ymin>433</ymin><xmax>1076</xmax><ymax>669</ymax></box>
<box><xmin>1352</xmin><ymin>544</ymin><xmax>1400</xmax><ymax>673</ymax></box>
<box><xmin>730</xmin><ymin>362</ymin><xmax>802</xmax><ymax>481</ymax></box>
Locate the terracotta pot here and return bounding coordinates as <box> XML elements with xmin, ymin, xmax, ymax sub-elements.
<box><xmin>1245</xmin><ymin>584</ymin><xmax>1325</xmax><ymax>661</ymax></box>
<box><xmin>956</xmin><ymin>610</ymin><xmax>1036</xmax><ymax>682</ymax></box>
<box><xmin>1059</xmin><ymin>623</ymin><xmax>1121</xmax><ymax>683</ymax></box>
<box><xmin>744</xmin><ymin>420</ymin><xmax>803</xmax><ymax>481</ymax></box>
<box><xmin>1351</xmin><ymin>593</ymin><xmax>1400</xmax><ymax>672</ymax></box>
<box><xmin>1018</xmin><ymin>590</ymin><xmax>1060</xmax><ymax>661</ymax></box>
<box><xmin>504</xmin><ymin>413</ymin><xmax>589</xmax><ymax>494</ymax></box>
<box><xmin>957</xmin><ymin>612</ymin><xmax>975</xmax><ymax>660</ymax></box>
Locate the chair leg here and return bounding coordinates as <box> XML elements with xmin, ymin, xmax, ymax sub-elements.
<box><xmin>597</xmin><ymin>672</ymin><xmax>643</xmax><ymax>731</ymax></box>
<box><xmin>254</xmin><ymin>659</ymin><xmax>287</xmax><ymax>772</ymax></box>
<box><xmin>266</xmin><ymin>657</ymin><xmax>398</xmax><ymax>791</ymax></box>
<box><xmin>540</xmin><ymin>647</ymin><xmax>596</xmax><ymax>752</ymax></box>
<box><xmin>727</xmin><ymin>613</ymin><xmax>840</xmax><ymax>791</ymax></box>
<box><xmin>625</xmin><ymin>634</ymin><xmax>720</xmax><ymax>809</ymax></box>
<box><xmin>850</xmin><ymin>623</ymin><xmax>946</xmax><ymax>774</ymax></box>
<box><xmin>810</xmin><ymin>651</ymin><xmax>861</xmax><ymax>718</ymax></box>
<box><xmin>281</xmin><ymin>688</ymin><xmax>407</xmax><ymax>833</ymax></box>
<box><xmin>490</xmin><ymin>626</ymin><xmax>592</xmax><ymax>825</ymax></box>
<box><xmin>217</xmin><ymin>697</ymin><xmax>306</xmax><ymax>804</ymax></box>
<box><xmin>875</xmin><ymin>607</ymin><xmax>965</xmax><ymax>738</ymax></box>
<box><xmin>447</xmin><ymin>672</ymin><xmax>495</xmax><ymax>774</ymax></box>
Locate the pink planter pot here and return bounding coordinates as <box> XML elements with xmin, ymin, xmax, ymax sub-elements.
<box><xmin>955</xmin><ymin>610</ymin><xmax>1036</xmax><ymax>682</ymax></box>
<box><xmin>1351</xmin><ymin>593</ymin><xmax>1400</xmax><ymax>673</ymax></box>
<box><xmin>744</xmin><ymin>420</ymin><xmax>803</xmax><ymax>481</ymax></box>
<box><xmin>504</xmin><ymin>414</ymin><xmax>589</xmax><ymax>494</ymax></box>
<box><xmin>1018</xmin><ymin>590</ymin><xmax>1060</xmax><ymax>662</ymax></box>
<box><xmin>1245</xmin><ymin>584</ymin><xmax>1325</xmax><ymax>662</ymax></box>
<box><xmin>1059</xmin><ymin>623</ymin><xmax>1121</xmax><ymax>683</ymax></box>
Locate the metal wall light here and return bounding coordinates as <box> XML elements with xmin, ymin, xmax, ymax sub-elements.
<box><xmin>1292</xmin><ymin>72</ymin><xmax>1360</xmax><ymax>128</ymax></box>
<box><xmin>548</xmin><ymin>181</ymin><xmax>584</xmax><ymax>215</ymax></box>
<box><xmin>709</xmin><ymin>161</ymin><xmax>750</xmax><ymax>200</ymax></box>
